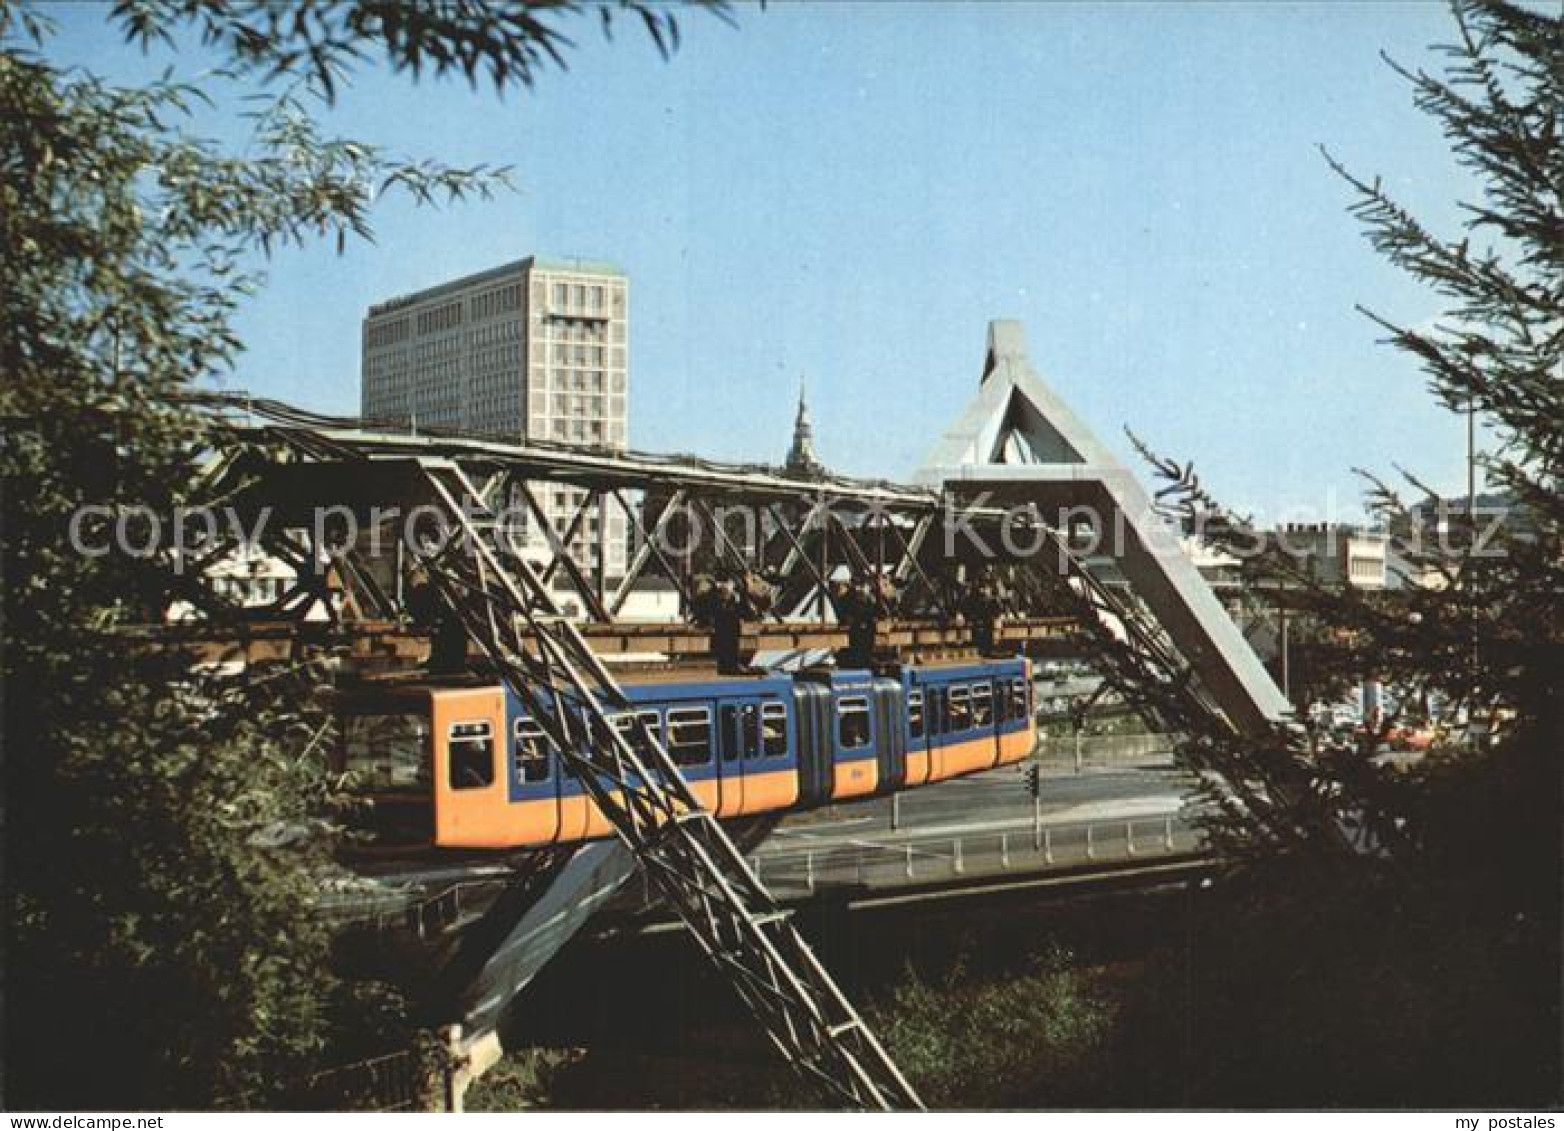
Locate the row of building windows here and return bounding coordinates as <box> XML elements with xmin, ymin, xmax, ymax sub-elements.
<box><xmin>1348</xmin><ymin>557</ymin><xmax>1384</xmax><ymax>582</ymax></box>
<box><xmin>372</xmin><ymin>326</ymin><xmax>623</xmax><ymax>371</ymax></box>
<box><xmin>471</xmin><ymin>344</ymin><xmax>523</xmax><ymax>374</ymax></box>
<box><xmin>469</xmin><ymin>320</ymin><xmax>524</xmax><ymax>349</ymax></box>
<box><xmin>415</xmin><ymin>300</ymin><xmax>464</xmax><ymax>336</ymax></box>
<box><xmin>467</xmin><ymin>396</ymin><xmax>521</xmax><ymax>431</ymax></box>
<box><xmin>548</xmin><ymin>393</ymin><xmax>613</xmax><ymax>417</ymax></box>
<box><xmin>370</xmin><ymin>278</ymin><xmax>624</xmax><ymax>355</ymax></box>
<box><xmin>211</xmin><ymin>574</ymin><xmax>289</xmax><ymax>605</ymax></box>
<box><xmin>542</xmin><ymin>281</ymin><xmax>610</xmax><ymax>315</ymax></box>
<box><xmin>414</xmin><ymin>360</ymin><xmax>462</xmax><ymax>390</ymax></box>
<box><xmin>368</xmin><ymin>318</ymin><xmax>526</xmax><ymax>357</ymax></box>
<box><xmin>365</xmin><ymin>318</ymin><xmax>410</xmax><ymax>348</ymax></box>
<box><xmin>368</xmin><ymin>348</ymin><xmax>526</xmax><ymax>392</ymax></box>
<box><xmin>372</xmin><ymin>344</ymin><xmax>627</xmax><ymax>385</ymax></box>
<box><xmin>530</xmin><ymin>369</ymin><xmax>620</xmax><ymax>395</ymax></box>
<box><xmin>552</xmin><ymin>343</ymin><xmax>610</xmax><ymax>366</ymax></box>
<box><xmin>469</xmin><ymin>283</ymin><xmax>523</xmax><ymax>322</ymax></box>
<box><xmin>553</xmin><ymin>513</ymin><xmax>602</xmax><ymax>538</ymax></box>
<box><xmin>410</xmin><ymin>338</ymin><xmax>462</xmax><ymax>364</ymax></box>
<box><xmin>540</xmin><ymin>317</ymin><xmax>611</xmax><ymax>344</ymax></box>
<box><xmin>544</xmin><ymin>417</ymin><xmax>611</xmax><ymax>443</ymax></box>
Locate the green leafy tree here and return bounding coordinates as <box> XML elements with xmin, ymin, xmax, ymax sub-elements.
<box><xmin>1</xmin><ymin>0</ymin><xmax>724</xmax><ymax>1108</ymax></box>
<box><xmin>1130</xmin><ymin>0</ymin><xmax>1562</xmax><ymax>883</ymax></box>
<box><xmin>1084</xmin><ymin>0</ymin><xmax>1560</xmax><ymax>1104</ymax></box>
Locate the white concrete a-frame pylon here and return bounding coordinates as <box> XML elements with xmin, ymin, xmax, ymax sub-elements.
<box><xmin>918</xmin><ymin>320</ymin><xmax>1290</xmax><ymax>735</ymax></box>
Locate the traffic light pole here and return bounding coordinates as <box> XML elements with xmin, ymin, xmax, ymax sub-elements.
<box><xmin>1025</xmin><ymin>758</ymin><xmax>1043</xmax><ymax>849</ymax></box>
<box><xmin>1032</xmin><ymin>776</ymin><xmax>1042</xmax><ymax>850</ymax></box>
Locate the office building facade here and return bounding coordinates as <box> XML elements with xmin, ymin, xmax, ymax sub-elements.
<box><xmin>361</xmin><ymin>256</ymin><xmax>628</xmax><ymax>581</ymax></box>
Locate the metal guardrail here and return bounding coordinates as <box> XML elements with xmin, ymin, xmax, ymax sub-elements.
<box><xmin>750</xmin><ymin>816</ymin><xmax>1200</xmax><ymax>900</ymax></box>
<box><xmin>316</xmin><ymin>876</ymin><xmax>507</xmax><ymax>935</ymax></box>
<box><xmin>620</xmin><ymin>814</ymin><xmax>1202</xmax><ymax>908</ymax></box>
<box><xmin>1034</xmin><ymin>733</ymin><xmax>1175</xmax><ymax>766</ymax></box>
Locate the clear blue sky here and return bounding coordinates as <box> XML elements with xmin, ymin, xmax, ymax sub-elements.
<box><xmin>45</xmin><ymin>1</ymin><xmax>1486</xmax><ymax>519</ymax></box>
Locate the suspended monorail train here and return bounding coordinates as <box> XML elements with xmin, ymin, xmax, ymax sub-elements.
<box><xmin>336</xmin><ymin>657</ymin><xmax>1034</xmax><ymax>850</ymax></box>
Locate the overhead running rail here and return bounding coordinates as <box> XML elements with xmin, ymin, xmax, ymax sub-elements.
<box><xmin>187</xmin><ymin>391</ymin><xmax>942</xmax><ymax>509</ymax></box>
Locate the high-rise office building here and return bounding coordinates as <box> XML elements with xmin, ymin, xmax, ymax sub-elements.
<box><xmin>360</xmin><ymin>255</ymin><xmax>629</xmax><ymax>582</ymax></box>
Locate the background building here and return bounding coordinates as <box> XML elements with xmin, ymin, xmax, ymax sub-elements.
<box><xmin>1268</xmin><ymin>522</ymin><xmax>1388</xmax><ymax>591</ymax></box>
<box><xmin>783</xmin><ymin>380</ymin><xmax>827</xmax><ymax>479</ymax></box>
<box><xmin>361</xmin><ymin>256</ymin><xmax>629</xmax><ymax>581</ymax></box>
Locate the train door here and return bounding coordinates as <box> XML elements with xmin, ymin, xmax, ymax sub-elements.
<box><xmin>746</xmin><ymin>698</ymin><xmax>799</xmax><ymax>813</ymax></box>
<box><xmin>1001</xmin><ymin>673</ymin><xmax>1034</xmax><ymax>763</ymax></box>
<box><xmin>542</xmin><ymin>705</ymin><xmax>591</xmax><ymax>843</ymax></box>
<box><xmin>927</xmin><ymin>683</ymin><xmax>949</xmax><ymax>781</ymax></box>
<box><xmin>905</xmin><ymin>686</ymin><xmax>930</xmax><ymax>786</ymax></box>
<box><xmin>717</xmin><ymin>698</ymin><xmax>758</xmax><ymax>815</ymax></box>
<box><xmin>511</xmin><ymin>714</ymin><xmax>562</xmax><ymax>845</ymax></box>
<box><xmin>832</xmin><ymin>691</ymin><xmax>878</xmax><ymax>800</ymax></box>
<box><xmin>972</xmin><ymin>678</ymin><xmax>1000</xmax><ymax>768</ymax></box>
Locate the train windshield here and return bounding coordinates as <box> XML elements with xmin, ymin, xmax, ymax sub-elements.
<box><xmin>340</xmin><ymin>711</ymin><xmax>432</xmax><ymax>794</ymax></box>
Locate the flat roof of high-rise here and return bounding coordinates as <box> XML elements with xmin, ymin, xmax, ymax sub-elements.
<box><xmin>366</xmin><ymin>255</ymin><xmax>626</xmax><ymax>318</ymax></box>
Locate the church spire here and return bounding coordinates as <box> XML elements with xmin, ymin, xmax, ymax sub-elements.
<box><xmin>785</xmin><ymin>376</ymin><xmax>825</xmax><ymax>478</ymax></box>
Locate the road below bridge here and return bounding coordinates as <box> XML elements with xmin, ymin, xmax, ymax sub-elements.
<box><xmin>609</xmin><ymin>746</ymin><xmax>1207</xmax><ymax>921</ymax></box>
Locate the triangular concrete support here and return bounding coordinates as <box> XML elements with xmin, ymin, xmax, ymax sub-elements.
<box><xmin>919</xmin><ymin>320</ymin><xmax>1289</xmax><ymax>734</ymax></box>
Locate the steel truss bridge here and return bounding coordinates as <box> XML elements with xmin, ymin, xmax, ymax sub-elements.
<box><xmin>154</xmin><ymin>321</ymin><xmax>1307</xmax><ymax>1110</ymax></box>
<box><xmin>180</xmin><ymin>400</ymin><xmax>1088</xmax><ymax>666</ymax></box>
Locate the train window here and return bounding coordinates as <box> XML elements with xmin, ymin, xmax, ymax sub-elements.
<box><xmin>928</xmin><ymin>687</ymin><xmax>946</xmax><ymax>735</ymax></box>
<box><xmin>907</xmin><ymin>690</ymin><xmax>925</xmax><ymax>739</ymax></box>
<box><xmin>512</xmin><ymin>719</ymin><xmax>552</xmax><ymax>784</ymax></box>
<box><xmin>996</xmin><ymin>684</ymin><xmax>1011</xmax><ymax>724</ymax></box>
<box><xmin>949</xmin><ymin>686</ymin><xmax>972</xmax><ymax>731</ymax></box>
<box><xmin>612</xmin><ymin>710</ymin><xmax>663</xmax><ymax>762</ymax></box>
<box><xmin>761</xmin><ymin>702</ymin><xmax>789</xmax><ymax>757</ymax></box>
<box><xmin>973</xmin><ymin>684</ymin><xmax>994</xmax><ymax>726</ymax></box>
<box><xmin>449</xmin><ymin>721</ymin><xmax>495</xmax><ymax>790</ymax></box>
<box><xmin>666</xmin><ymin>707</ymin><xmax>713</xmax><ymax>766</ymax></box>
<box><xmin>837</xmin><ymin>697</ymin><xmax>871</xmax><ymax>750</ymax></box>
<box><xmin>1013</xmin><ymin>678</ymin><xmax>1030</xmax><ymax>718</ymax></box>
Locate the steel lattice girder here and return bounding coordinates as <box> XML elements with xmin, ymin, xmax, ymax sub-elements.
<box><xmin>409</xmin><ymin>459</ymin><xmax>925</xmax><ymax>1110</ymax></box>
<box><xmin>204</xmin><ymin>409</ymin><xmax>1098</xmax><ymax>645</ymax></box>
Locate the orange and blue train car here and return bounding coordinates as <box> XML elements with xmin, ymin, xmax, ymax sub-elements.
<box><xmin>336</xmin><ymin>658</ymin><xmax>1035</xmax><ymax>850</ymax></box>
